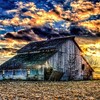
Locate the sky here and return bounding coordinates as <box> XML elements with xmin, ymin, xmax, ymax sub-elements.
<box><xmin>0</xmin><ymin>0</ymin><xmax>100</xmax><ymax>78</ymax></box>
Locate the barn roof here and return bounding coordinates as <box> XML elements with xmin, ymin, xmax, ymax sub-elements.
<box><xmin>0</xmin><ymin>50</ymin><xmax>57</xmax><ymax>70</ymax></box>
<box><xmin>17</xmin><ymin>36</ymin><xmax>74</xmax><ymax>54</ymax></box>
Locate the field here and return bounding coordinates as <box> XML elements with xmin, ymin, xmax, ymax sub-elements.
<box><xmin>0</xmin><ymin>81</ymin><xmax>99</xmax><ymax>100</ymax></box>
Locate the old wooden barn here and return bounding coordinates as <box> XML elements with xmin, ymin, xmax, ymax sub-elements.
<box><xmin>0</xmin><ymin>36</ymin><xmax>93</xmax><ymax>81</ymax></box>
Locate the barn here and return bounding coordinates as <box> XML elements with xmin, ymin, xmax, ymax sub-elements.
<box><xmin>0</xmin><ymin>36</ymin><xmax>93</xmax><ymax>81</ymax></box>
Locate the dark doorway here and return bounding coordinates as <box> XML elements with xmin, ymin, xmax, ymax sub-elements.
<box><xmin>44</xmin><ymin>67</ymin><xmax>53</xmax><ymax>80</ymax></box>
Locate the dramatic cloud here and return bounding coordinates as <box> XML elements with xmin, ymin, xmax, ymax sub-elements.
<box><xmin>0</xmin><ymin>0</ymin><xmax>100</xmax><ymax>37</ymax></box>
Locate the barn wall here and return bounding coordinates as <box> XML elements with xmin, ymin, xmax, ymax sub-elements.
<box><xmin>0</xmin><ymin>66</ymin><xmax>44</xmax><ymax>80</ymax></box>
<box><xmin>46</xmin><ymin>39</ymin><xmax>84</xmax><ymax>80</ymax></box>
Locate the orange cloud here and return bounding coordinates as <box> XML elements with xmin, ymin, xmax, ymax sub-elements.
<box><xmin>79</xmin><ymin>20</ymin><xmax>100</xmax><ymax>33</ymax></box>
<box><xmin>71</xmin><ymin>1</ymin><xmax>100</xmax><ymax>21</ymax></box>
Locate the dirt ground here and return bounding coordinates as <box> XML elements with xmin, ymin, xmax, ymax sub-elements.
<box><xmin>0</xmin><ymin>80</ymin><xmax>99</xmax><ymax>100</ymax></box>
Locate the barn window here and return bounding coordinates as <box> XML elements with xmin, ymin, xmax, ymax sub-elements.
<box><xmin>82</xmin><ymin>64</ymin><xmax>85</xmax><ymax>70</ymax></box>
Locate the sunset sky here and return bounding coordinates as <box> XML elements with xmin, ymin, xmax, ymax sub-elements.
<box><xmin>0</xmin><ymin>0</ymin><xmax>100</xmax><ymax>78</ymax></box>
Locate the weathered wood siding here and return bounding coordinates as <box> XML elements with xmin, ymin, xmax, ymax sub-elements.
<box><xmin>46</xmin><ymin>39</ymin><xmax>86</xmax><ymax>80</ymax></box>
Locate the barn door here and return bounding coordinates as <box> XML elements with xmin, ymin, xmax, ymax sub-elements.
<box><xmin>48</xmin><ymin>70</ymin><xmax>64</xmax><ymax>81</ymax></box>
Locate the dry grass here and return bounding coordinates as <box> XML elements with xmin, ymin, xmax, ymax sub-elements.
<box><xmin>0</xmin><ymin>80</ymin><xmax>99</xmax><ymax>100</ymax></box>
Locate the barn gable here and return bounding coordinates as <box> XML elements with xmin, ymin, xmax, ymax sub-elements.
<box><xmin>46</xmin><ymin>38</ymin><xmax>83</xmax><ymax>80</ymax></box>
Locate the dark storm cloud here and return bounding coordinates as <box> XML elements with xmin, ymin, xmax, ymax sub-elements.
<box><xmin>4</xmin><ymin>32</ymin><xmax>32</xmax><ymax>41</ymax></box>
<box><xmin>4</xmin><ymin>24</ymin><xmax>95</xmax><ymax>41</ymax></box>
